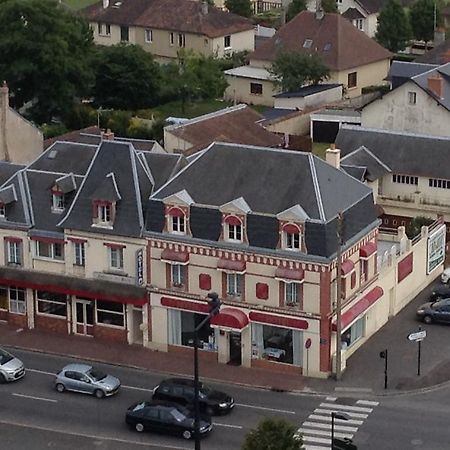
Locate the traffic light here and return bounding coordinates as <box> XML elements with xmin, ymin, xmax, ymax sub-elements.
<box><xmin>207</xmin><ymin>292</ymin><xmax>221</xmax><ymax>316</ymax></box>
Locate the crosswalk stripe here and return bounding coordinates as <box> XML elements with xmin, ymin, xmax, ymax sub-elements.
<box><xmin>326</xmin><ymin>396</ymin><xmax>337</xmax><ymax>401</ymax></box>
<box><xmin>314</xmin><ymin>408</ymin><xmax>368</xmax><ymax>419</ymax></box>
<box><xmin>356</xmin><ymin>399</ymin><xmax>379</xmax><ymax>406</ymax></box>
<box><xmin>320</xmin><ymin>402</ymin><xmax>373</xmax><ymax>413</ymax></box>
<box><xmin>298</xmin><ymin>427</ymin><xmax>353</xmax><ymax>439</ymax></box>
<box><xmin>308</xmin><ymin>414</ymin><xmax>363</xmax><ymax>426</ymax></box>
<box><xmin>303</xmin><ymin>421</ymin><xmax>358</xmax><ymax>432</ymax></box>
<box><xmin>303</xmin><ymin>446</ymin><xmax>329</xmax><ymax>450</ymax></box>
<box><xmin>303</xmin><ymin>435</ymin><xmax>332</xmax><ymax>445</ymax></box>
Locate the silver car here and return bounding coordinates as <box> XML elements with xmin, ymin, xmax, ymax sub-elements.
<box><xmin>0</xmin><ymin>347</ymin><xmax>25</xmax><ymax>383</ymax></box>
<box><xmin>55</xmin><ymin>363</ymin><xmax>120</xmax><ymax>398</ymax></box>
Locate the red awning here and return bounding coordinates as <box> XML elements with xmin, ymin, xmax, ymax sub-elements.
<box><xmin>275</xmin><ymin>267</ymin><xmax>304</xmax><ymax>282</ymax></box>
<box><xmin>217</xmin><ymin>258</ymin><xmax>246</xmax><ymax>273</ymax></box>
<box><xmin>161</xmin><ymin>248</ymin><xmax>189</xmax><ymax>264</ymax></box>
<box><xmin>161</xmin><ymin>297</ymin><xmax>210</xmax><ymax>314</ymax></box>
<box><xmin>360</xmin><ymin>242</ymin><xmax>377</xmax><ymax>258</ymax></box>
<box><xmin>333</xmin><ymin>286</ymin><xmax>384</xmax><ymax>331</ymax></box>
<box><xmin>341</xmin><ymin>259</ymin><xmax>355</xmax><ymax>275</ymax></box>
<box><xmin>210</xmin><ymin>308</ymin><xmax>249</xmax><ymax>330</ymax></box>
<box><xmin>249</xmin><ymin>311</ymin><xmax>309</xmax><ymax>330</ymax></box>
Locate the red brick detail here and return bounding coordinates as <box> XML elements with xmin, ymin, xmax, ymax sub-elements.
<box><xmin>4</xmin><ymin>236</ymin><xmax>22</xmax><ymax>243</ymax></box>
<box><xmin>35</xmin><ymin>315</ymin><xmax>68</xmax><ymax>334</ymax></box>
<box><xmin>7</xmin><ymin>312</ymin><xmax>27</xmax><ymax>329</ymax></box>
<box><xmin>199</xmin><ymin>273</ymin><xmax>211</xmax><ymax>291</ymax></box>
<box><xmin>167</xmin><ymin>207</ymin><xmax>184</xmax><ymax>217</ymax></box>
<box><xmin>0</xmin><ymin>310</ymin><xmax>7</xmax><ymax>321</ymax></box>
<box><xmin>249</xmin><ymin>312</ymin><xmax>308</xmax><ymax>329</ymax></box>
<box><xmin>93</xmin><ymin>325</ymin><xmax>127</xmax><ymax>343</ymax></box>
<box><xmin>165</xmin><ymin>263</ymin><xmax>171</xmax><ymax>289</ymax></box>
<box><xmin>103</xmin><ymin>242</ymin><xmax>126</xmax><ymax>249</ymax></box>
<box><xmin>398</xmin><ymin>253</ymin><xmax>413</xmax><ymax>283</ymax></box>
<box><xmin>221</xmin><ymin>272</ymin><xmax>227</xmax><ymax>299</ymax></box>
<box><xmin>319</xmin><ymin>270</ymin><xmax>332</xmax><ymax>373</ymax></box>
<box><xmin>256</xmin><ymin>282</ymin><xmax>268</xmax><ymax>300</ymax></box>
<box><xmin>360</xmin><ymin>241</ymin><xmax>377</xmax><ymax>258</ymax></box>
<box><xmin>251</xmin><ymin>358</ymin><xmax>303</xmax><ymax>375</ymax></box>
<box><xmin>224</xmin><ymin>215</ymin><xmax>242</xmax><ymax>226</ymax></box>
<box><xmin>279</xmin><ymin>281</ymin><xmax>284</xmax><ymax>307</ymax></box>
<box><xmin>161</xmin><ymin>297</ymin><xmax>210</xmax><ymax>314</ymax></box>
<box><xmin>282</xmin><ymin>223</ymin><xmax>301</xmax><ymax>234</ymax></box>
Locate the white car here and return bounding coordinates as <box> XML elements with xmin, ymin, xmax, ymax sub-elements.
<box><xmin>441</xmin><ymin>267</ymin><xmax>450</xmax><ymax>284</ymax></box>
<box><xmin>0</xmin><ymin>347</ymin><xmax>25</xmax><ymax>383</ymax></box>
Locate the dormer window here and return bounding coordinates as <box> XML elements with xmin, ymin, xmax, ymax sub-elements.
<box><xmin>52</xmin><ymin>192</ymin><xmax>65</xmax><ymax>212</ymax></box>
<box><xmin>168</xmin><ymin>207</ymin><xmax>186</xmax><ymax>234</ymax></box>
<box><xmin>282</xmin><ymin>224</ymin><xmax>301</xmax><ymax>251</ymax></box>
<box><xmin>224</xmin><ymin>216</ymin><xmax>243</xmax><ymax>242</ymax></box>
<box><xmin>92</xmin><ymin>200</ymin><xmax>115</xmax><ymax>227</ymax></box>
<box><xmin>99</xmin><ymin>203</ymin><xmax>112</xmax><ymax>223</ymax></box>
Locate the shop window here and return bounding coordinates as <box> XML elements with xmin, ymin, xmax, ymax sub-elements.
<box><xmin>36</xmin><ymin>291</ymin><xmax>67</xmax><ymax>317</ymax></box>
<box><xmin>199</xmin><ymin>273</ymin><xmax>211</xmax><ymax>291</ymax></box>
<box><xmin>36</xmin><ymin>240</ymin><xmax>64</xmax><ymax>261</ymax></box>
<box><xmin>9</xmin><ymin>287</ymin><xmax>25</xmax><ymax>314</ymax></box>
<box><xmin>171</xmin><ymin>264</ymin><xmax>184</xmax><ymax>287</ymax></box>
<box><xmin>74</xmin><ymin>242</ymin><xmax>85</xmax><ymax>267</ymax></box>
<box><xmin>227</xmin><ymin>273</ymin><xmax>242</xmax><ymax>297</ymax></box>
<box><xmin>96</xmin><ymin>300</ymin><xmax>125</xmax><ymax>327</ymax></box>
<box><xmin>109</xmin><ymin>247</ymin><xmax>124</xmax><ymax>270</ymax></box>
<box><xmin>251</xmin><ymin>324</ymin><xmax>303</xmax><ymax>366</ymax></box>
<box><xmin>256</xmin><ymin>282</ymin><xmax>268</xmax><ymax>300</ymax></box>
<box><xmin>347</xmin><ymin>72</ymin><xmax>357</xmax><ymax>89</ymax></box>
<box><xmin>250</xmin><ymin>83</ymin><xmax>263</xmax><ymax>95</ymax></box>
<box><xmin>0</xmin><ymin>286</ymin><xmax>8</xmax><ymax>310</ymax></box>
<box><xmin>6</xmin><ymin>240</ymin><xmax>22</xmax><ymax>265</ymax></box>
<box><xmin>341</xmin><ymin>316</ymin><xmax>365</xmax><ymax>348</ymax></box>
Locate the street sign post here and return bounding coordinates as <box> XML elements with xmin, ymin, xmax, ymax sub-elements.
<box><xmin>305</xmin><ymin>338</ymin><xmax>312</xmax><ymax>376</ymax></box>
<box><xmin>407</xmin><ymin>327</ymin><xmax>426</xmax><ymax>376</ymax></box>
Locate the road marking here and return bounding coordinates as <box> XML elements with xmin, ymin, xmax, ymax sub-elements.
<box><xmin>320</xmin><ymin>402</ymin><xmax>373</xmax><ymax>413</ymax></box>
<box><xmin>303</xmin><ymin>446</ymin><xmax>329</xmax><ymax>450</ymax></box>
<box><xmin>302</xmin><ymin>435</ymin><xmax>331</xmax><ymax>445</ymax></box>
<box><xmin>326</xmin><ymin>396</ymin><xmax>337</xmax><ymax>401</ymax></box>
<box><xmin>122</xmin><ymin>385</ymin><xmax>155</xmax><ymax>393</ymax></box>
<box><xmin>298</xmin><ymin>427</ymin><xmax>353</xmax><ymax>439</ymax></box>
<box><xmin>12</xmin><ymin>393</ymin><xmax>57</xmax><ymax>403</ymax></box>
<box><xmin>314</xmin><ymin>408</ymin><xmax>368</xmax><ymax>419</ymax></box>
<box><xmin>0</xmin><ymin>418</ymin><xmax>190</xmax><ymax>449</ymax></box>
<box><xmin>26</xmin><ymin>368</ymin><xmax>55</xmax><ymax>376</ymax></box>
<box><xmin>214</xmin><ymin>422</ymin><xmax>243</xmax><ymax>429</ymax></box>
<box><xmin>303</xmin><ymin>421</ymin><xmax>358</xmax><ymax>433</ymax></box>
<box><xmin>356</xmin><ymin>399</ymin><xmax>379</xmax><ymax>406</ymax></box>
<box><xmin>308</xmin><ymin>414</ymin><xmax>363</xmax><ymax>425</ymax></box>
<box><xmin>235</xmin><ymin>403</ymin><xmax>296</xmax><ymax>414</ymax></box>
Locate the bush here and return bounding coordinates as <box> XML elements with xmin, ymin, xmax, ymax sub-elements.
<box><xmin>40</xmin><ymin>122</ymin><xmax>68</xmax><ymax>139</ymax></box>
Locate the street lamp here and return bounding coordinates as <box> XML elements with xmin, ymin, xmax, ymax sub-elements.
<box><xmin>193</xmin><ymin>292</ymin><xmax>221</xmax><ymax>450</ymax></box>
<box><xmin>331</xmin><ymin>411</ymin><xmax>350</xmax><ymax>450</ymax></box>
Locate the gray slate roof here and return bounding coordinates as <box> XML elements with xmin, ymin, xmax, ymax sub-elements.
<box><xmin>141</xmin><ymin>152</ymin><xmax>187</xmax><ymax>190</ymax></box>
<box><xmin>274</xmin><ymin>84</ymin><xmax>342</xmax><ymax>98</ymax></box>
<box><xmin>336</xmin><ymin>125</ymin><xmax>450</xmax><ymax>180</ymax></box>
<box><xmin>0</xmin><ymin>162</ymin><xmax>24</xmax><ymax>187</ymax></box>
<box><xmin>340</xmin><ymin>145</ymin><xmax>391</xmax><ymax>181</ymax></box>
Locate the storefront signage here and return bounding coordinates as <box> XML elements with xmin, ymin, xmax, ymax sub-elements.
<box><xmin>136</xmin><ymin>248</ymin><xmax>144</xmax><ymax>286</ymax></box>
<box><xmin>427</xmin><ymin>225</ymin><xmax>446</xmax><ymax>274</ymax></box>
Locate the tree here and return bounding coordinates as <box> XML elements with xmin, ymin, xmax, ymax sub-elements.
<box><xmin>286</xmin><ymin>0</ymin><xmax>306</xmax><ymax>22</ymax></box>
<box><xmin>270</xmin><ymin>51</ymin><xmax>330</xmax><ymax>92</ymax></box>
<box><xmin>410</xmin><ymin>0</ymin><xmax>442</xmax><ymax>44</ymax></box>
<box><xmin>375</xmin><ymin>0</ymin><xmax>412</xmax><ymax>52</ymax></box>
<box><xmin>242</xmin><ymin>417</ymin><xmax>303</xmax><ymax>450</ymax></box>
<box><xmin>405</xmin><ymin>216</ymin><xmax>434</xmax><ymax>239</ymax></box>
<box><xmin>225</xmin><ymin>0</ymin><xmax>252</xmax><ymax>18</ymax></box>
<box><xmin>0</xmin><ymin>0</ymin><xmax>94</xmax><ymax>123</ymax></box>
<box><xmin>93</xmin><ymin>43</ymin><xmax>161</xmax><ymax>110</ymax></box>
<box><xmin>322</xmin><ymin>0</ymin><xmax>338</xmax><ymax>13</ymax></box>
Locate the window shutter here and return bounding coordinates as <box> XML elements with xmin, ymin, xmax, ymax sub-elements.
<box><xmin>199</xmin><ymin>273</ymin><xmax>211</xmax><ymax>291</ymax></box>
<box><xmin>256</xmin><ymin>282</ymin><xmax>268</xmax><ymax>300</ymax></box>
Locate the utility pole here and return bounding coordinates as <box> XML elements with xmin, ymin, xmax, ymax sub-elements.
<box><xmin>335</xmin><ymin>212</ymin><xmax>344</xmax><ymax>381</ymax></box>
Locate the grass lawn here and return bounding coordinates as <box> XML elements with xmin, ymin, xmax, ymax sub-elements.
<box><xmin>312</xmin><ymin>142</ymin><xmax>331</xmax><ymax>160</ymax></box>
<box><xmin>62</xmin><ymin>0</ymin><xmax>97</xmax><ymax>10</ymax></box>
<box><xmin>150</xmin><ymin>99</ymin><xmax>234</xmax><ymax>120</ymax></box>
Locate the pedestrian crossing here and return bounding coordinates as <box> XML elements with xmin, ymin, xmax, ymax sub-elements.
<box><xmin>297</xmin><ymin>396</ymin><xmax>379</xmax><ymax>449</ymax></box>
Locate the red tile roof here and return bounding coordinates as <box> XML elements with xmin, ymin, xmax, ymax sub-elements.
<box><xmin>250</xmin><ymin>12</ymin><xmax>392</xmax><ymax>71</ymax></box>
<box><xmin>82</xmin><ymin>0</ymin><xmax>254</xmax><ymax>38</ymax></box>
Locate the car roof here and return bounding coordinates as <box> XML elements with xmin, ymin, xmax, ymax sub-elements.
<box><xmin>161</xmin><ymin>378</ymin><xmax>195</xmax><ymax>387</ymax></box>
<box><xmin>61</xmin><ymin>363</ymin><xmax>92</xmax><ymax>372</ymax></box>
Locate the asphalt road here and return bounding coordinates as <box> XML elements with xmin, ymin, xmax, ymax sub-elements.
<box><xmin>1</xmin><ymin>348</ymin><xmax>449</xmax><ymax>449</ymax></box>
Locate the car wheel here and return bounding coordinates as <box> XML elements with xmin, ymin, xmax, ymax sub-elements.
<box><xmin>0</xmin><ymin>373</ymin><xmax>6</xmax><ymax>384</ymax></box>
<box><xmin>182</xmin><ymin>430</ymin><xmax>192</xmax><ymax>440</ymax></box>
<box><xmin>56</xmin><ymin>383</ymin><xmax>66</xmax><ymax>393</ymax></box>
<box><xmin>94</xmin><ymin>389</ymin><xmax>105</xmax><ymax>399</ymax></box>
<box><xmin>135</xmin><ymin>423</ymin><xmax>144</xmax><ymax>433</ymax></box>
<box><xmin>423</xmin><ymin>315</ymin><xmax>433</xmax><ymax>324</ymax></box>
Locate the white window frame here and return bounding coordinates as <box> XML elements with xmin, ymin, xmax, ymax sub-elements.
<box><xmin>283</xmin><ymin>231</ymin><xmax>301</xmax><ymax>250</ymax></box>
<box><xmin>96</xmin><ymin>300</ymin><xmax>125</xmax><ymax>328</ymax></box>
<box><xmin>145</xmin><ymin>29</ymin><xmax>153</xmax><ymax>43</ymax></box>
<box><xmin>227</xmin><ymin>273</ymin><xmax>242</xmax><ymax>297</ymax></box>
<box><xmin>355</xmin><ymin>19</ymin><xmax>363</xmax><ymax>30</ymax></box>
<box><xmin>170</xmin><ymin>215</ymin><xmax>186</xmax><ymax>234</ymax></box>
<box><xmin>178</xmin><ymin>33</ymin><xmax>185</xmax><ymax>47</ymax></box>
<box><xmin>109</xmin><ymin>247</ymin><xmax>124</xmax><ymax>270</ymax></box>
<box><xmin>99</xmin><ymin>204</ymin><xmax>112</xmax><ymax>223</ymax></box>
<box><xmin>7</xmin><ymin>241</ymin><xmax>21</xmax><ymax>265</ymax></box>
<box><xmin>285</xmin><ymin>282</ymin><xmax>299</xmax><ymax>305</ymax></box>
<box><xmin>74</xmin><ymin>242</ymin><xmax>86</xmax><ymax>267</ymax></box>
<box><xmin>52</xmin><ymin>193</ymin><xmax>65</xmax><ymax>211</ymax></box>
<box><xmin>226</xmin><ymin>223</ymin><xmax>243</xmax><ymax>242</ymax></box>
<box><xmin>9</xmin><ymin>287</ymin><xmax>25</xmax><ymax>314</ymax></box>
<box><xmin>171</xmin><ymin>264</ymin><xmax>184</xmax><ymax>287</ymax></box>
<box><xmin>36</xmin><ymin>291</ymin><xmax>67</xmax><ymax>317</ymax></box>
<box><xmin>36</xmin><ymin>241</ymin><xmax>64</xmax><ymax>261</ymax></box>
<box><xmin>0</xmin><ymin>203</ymin><xmax>5</xmax><ymax>218</ymax></box>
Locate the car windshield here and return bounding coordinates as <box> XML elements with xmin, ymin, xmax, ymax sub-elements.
<box><xmin>433</xmin><ymin>300</ymin><xmax>450</xmax><ymax>309</ymax></box>
<box><xmin>133</xmin><ymin>402</ymin><xmax>146</xmax><ymax>412</ymax></box>
<box><xmin>200</xmin><ymin>384</ymin><xmax>213</xmax><ymax>396</ymax></box>
<box><xmin>0</xmin><ymin>348</ymin><xmax>13</xmax><ymax>365</ymax></box>
<box><xmin>87</xmin><ymin>368</ymin><xmax>107</xmax><ymax>381</ymax></box>
<box><xmin>170</xmin><ymin>408</ymin><xmax>187</xmax><ymax>422</ymax></box>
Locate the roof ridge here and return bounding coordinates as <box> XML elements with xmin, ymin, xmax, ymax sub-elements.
<box><xmin>308</xmin><ymin>153</ymin><xmax>325</xmax><ymax>221</ymax></box>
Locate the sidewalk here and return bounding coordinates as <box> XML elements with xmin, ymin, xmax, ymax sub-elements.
<box><xmin>2</xmin><ymin>280</ymin><xmax>450</xmax><ymax>396</ymax></box>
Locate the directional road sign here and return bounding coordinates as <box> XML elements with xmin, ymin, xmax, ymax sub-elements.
<box><xmin>407</xmin><ymin>330</ymin><xmax>427</xmax><ymax>342</ymax></box>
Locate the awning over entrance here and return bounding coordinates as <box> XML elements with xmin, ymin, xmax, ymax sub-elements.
<box><xmin>341</xmin><ymin>259</ymin><xmax>355</xmax><ymax>275</ymax></box>
<box><xmin>161</xmin><ymin>297</ymin><xmax>209</xmax><ymax>314</ymax></box>
<box><xmin>161</xmin><ymin>248</ymin><xmax>189</xmax><ymax>264</ymax></box>
<box><xmin>332</xmin><ymin>286</ymin><xmax>384</xmax><ymax>331</ymax></box>
<box><xmin>217</xmin><ymin>258</ymin><xmax>246</xmax><ymax>274</ymax></box>
<box><xmin>210</xmin><ymin>308</ymin><xmax>249</xmax><ymax>331</ymax></box>
<box><xmin>249</xmin><ymin>311</ymin><xmax>309</xmax><ymax>330</ymax></box>
<box><xmin>360</xmin><ymin>242</ymin><xmax>377</xmax><ymax>258</ymax></box>
<box><xmin>0</xmin><ymin>267</ymin><xmax>147</xmax><ymax>305</ymax></box>
<box><xmin>275</xmin><ymin>266</ymin><xmax>304</xmax><ymax>282</ymax></box>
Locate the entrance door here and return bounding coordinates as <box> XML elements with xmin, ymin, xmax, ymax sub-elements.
<box><xmin>131</xmin><ymin>306</ymin><xmax>143</xmax><ymax>345</ymax></box>
<box><xmin>74</xmin><ymin>300</ymin><xmax>94</xmax><ymax>336</ymax></box>
<box><xmin>228</xmin><ymin>332</ymin><xmax>241</xmax><ymax>366</ymax></box>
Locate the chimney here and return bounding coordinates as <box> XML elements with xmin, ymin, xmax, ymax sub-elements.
<box><xmin>315</xmin><ymin>0</ymin><xmax>324</xmax><ymax>20</ymax></box>
<box><xmin>201</xmin><ymin>1</ymin><xmax>208</xmax><ymax>15</ymax></box>
<box><xmin>102</xmin><ymin>0</ymin><xmax>109</xmax><ymax>9</ymax></box>
<box><xmin>0</xmin><ymin>81</ymin><xmax>10</xmax><ymax>162</ymax></box>
<box><xmin>434</xmin><ymin>27</ymin><xmax>446</xmax><ymax>47</ymax></box>
<box><xmin>326</xmin><ymin>143</ymin><xmax>341</xmax><ymax>169</ymax></box>
<box><xmin>101</xmin><ymin>128</ymin><xmax>115</xmax><ymax>140</ymax></box>
<box><xmin>428</xmin><ymin>74</ymin><xmax>444</xmax><ymax>99</ymax></box>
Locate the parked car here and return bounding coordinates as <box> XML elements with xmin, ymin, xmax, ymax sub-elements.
<box><xmin>430</xmin><ymin>285</ymin><xmax>450</xmax><ymax>302</ymax></box>
<box><xmin>0</xmin><ymin>347</ymin><xmax>25</xmax><ymax>383</ymax></box>
<box><xmin>125</xmin><ymin>401</ymin><xmax>213</xmax><ymax>439</ymax></box>
<box><xmin>152</xmin><ymin>378</ymin><xmax>234</xmax><ymax>415</ymax></box>
<box><xmin>55</xmin><ymin>363</ymin><xmax>120</xmax><ymax>398</ymax></box>
<box><xmin>417</xmin><ymin>298</ymin><xmax>450</xmax><ymax>324</ymax></box>
<box><xmin>441</xmin><ymin>267</ymin><xmax>450</xmax><ymax>284</ymax></box>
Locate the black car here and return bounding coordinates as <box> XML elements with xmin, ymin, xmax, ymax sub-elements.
<box><xmin>125</xmin><ymin>401</ymin><xmax>212</xmax><ymax>439</ymax></box>
<box><xmin>430</xmin><ymin>285</ymin><xmax>450</xmax><ymax>302</ymax></box>
<box><xmin>417</xmin><ymin>298</ymin><xmax>450</xmax><ymax>324</ymax></box>
<box><xmin>152</xmin><ymin>378</ymin><xmax>234</xmax><ymax>415</ymax></box>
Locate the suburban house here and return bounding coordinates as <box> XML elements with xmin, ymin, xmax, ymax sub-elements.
<box><xmin>163</xmin><ymin>104</ymin><xmax>283</xmax><ymax>155</ymax></box>
<box><xmin>0</xmin><ymin>82</ymin><xmax>43</xmax><ymax>165</ymax></box>
<box><xmin>361</xmin><ymin>62</ymin><xmax>450</xmax><ymax>137</ymax></box>
<box><xmin>81</xmin><ymin>0</ymin><xmax>255</xmax><ymax>62</ymax></box>
<box><xmin>224</xmin><ymin>10</ymin><xmax>392</xmax><ymax>107</ymax></box>
<box><xmin>335</xmin><ymin>124</ymin><xmax>450</xmax><ymax>244</ymax></box>
<box><xmin>415</xmin><ymin>38</ymin><xmax>450</xmax><ymax>65</ymax></box>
